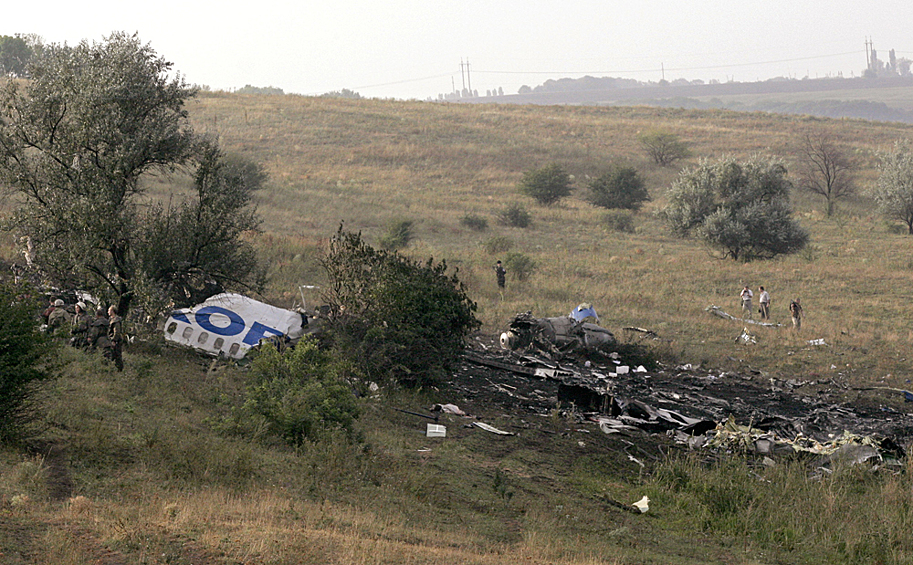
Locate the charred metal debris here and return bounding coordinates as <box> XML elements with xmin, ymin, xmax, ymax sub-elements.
<box><xmin>460</xmin><ymin>310</ymin><xmax>913</xmax><ymax>467</ymax></box>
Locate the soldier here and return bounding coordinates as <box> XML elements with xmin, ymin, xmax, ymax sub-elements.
<box><xmin>47</xmin><ymin>299</ymin><xmax>72</xmax><ymax>331</ymax></box>
<box><xmin>494</xmin><ymin>260</ymin><xmax>506</xmax><ymax>290</ymax></box>
<box><xmin>107</xmin><ymin>305</ymin><xmax>124</xmax><ymax>371</ymax></box>
<box><xmin>70</xmin><ymin>302</ymin><xmax>91</xmax><ymax>348</ymax></box>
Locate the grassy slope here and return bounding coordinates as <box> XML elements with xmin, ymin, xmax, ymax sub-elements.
<box><xmin>4</xmin><ymin>96</ymin><xmax>913</xmax><ymax>564</ymax></box>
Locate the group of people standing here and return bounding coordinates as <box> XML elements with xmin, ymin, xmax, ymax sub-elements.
<box><xmin>739</xmin><ymin>285</ymin><xmax>803</xmax><ymax>329</ymax></box>
<box><xmin>43</xmin><ymin>299</ymin><xmax>124</xmax><ymax>371</ymax></box>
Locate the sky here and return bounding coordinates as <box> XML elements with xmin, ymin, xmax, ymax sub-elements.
<box><xmin>4</xmin><ymin>1</ymin><xmax>912</xmax><ymax>100</ymax></box>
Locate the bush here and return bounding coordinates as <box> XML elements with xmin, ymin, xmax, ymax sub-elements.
<box><xmin>660</xmin><ymin>156</ymin><xmax>808</xmax><ymax>261</ymax></box>
<box><xmin>504</xmin><ymin>252</ymin><xmax>536</xmax><ymax>281</ymax></box>
<box><xmin>482</xmin><ymin>236</ymin><xmax>513</xmax><ymax>254</ymax></box>
<box><xmin>460</xmin><ymin>213</ymin><xmax>488</xmax><ymax>231</ymax></box>
<box><xmin>321</xmin><ymin>226</ymin><xmax>480</xmax><ymax>386</ymax></box>
<box><xmin>0</xmin><ymin>283</ymin><xmax>54</xmax><ymax>441</ymax></box>
<box><xmin>243</xmin><ymin>337</ymin><xmax>360</xmax><ymax>445</ymax></box>
<box><xmin>601</xmin><ymin>210</ymin><xmax>636</xmax><ymax>233</ymax></box>
<box><xmin>638</xmin><ymin>131</ymin><xmax>691</xmax><ymax>167</ymax></box>
<box><xmin>518</xmin><ymin>163</ymin><xmax>573</xmax><ymax>206</ymax></box>
<box><xmin>378</xmin><ymin>219</ymin><xmax>414</xmax><ymax>250</ymax></box>
<box><xmin>497</xmin><ymin>203</ymin><xmax>532</xmax><ymax>228</ymax></box>
<box><xmin>588</xmin><ymin>165</ymin><xmax>650</xmax><ymax>210</ymax></box>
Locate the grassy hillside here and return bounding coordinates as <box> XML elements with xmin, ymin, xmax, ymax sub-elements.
<box><xmin>4</xmin><ymin>95</ymin><xmax>913</xmax><ymax>564</ymax></box>
<box><xmin>190</xmin><ymin>93</ymin><xmax>913</xmax><ymax>389</ymax></box>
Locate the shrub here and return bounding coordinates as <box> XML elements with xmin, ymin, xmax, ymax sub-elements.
<box><xmin>482</xmin><ymin>236</ymin><xmax>513</xmax><ymax>254</ymax></box>
<box><xmin>0</xmin><ymin>283</ymin><xmax>54</xmax><ymax>441</ymax></box>
<box><xmin>504</xmin><ymin>252</ymin><xmax>536</xmax><ymax>281</ymax></box>
<box><xmin>518</xmin><ymin>163</ymin><xmax>573</xmax><ymax>206</ymax></box>
<box><xmin>497</xmin><ymin>203</ymin><xmax>532</xmax><ymax>228</ymax></box>
<box><xmin>460</xmin><ymin>213</ymin><xmax>488</xmax><ymax>231</ymax></box>
<box><xmin>243</xmin><ymin>337</ymin><xmax>360</xmax><ymax>445</ymax></box>
<box><xmin>638</xmin><ymin>131</ymin><xmax>691</xmax><ymax>166</ymax></box>
<box><xmin>660</xmin><ymin>156</ymin><xmax>808</xmax><ymax>261</ymax></box>
<box><xmin>588</xmin><ymin>165</ymin><xmax>650</xmax><ymax>210</ymax></box>
<box><xmin>321</xmin><ymin>226</ymin><xmax>480</xmax><ymax>386</ymax></box>
<box><xmin>378</xmin><ymin>219</ymin><xmax>414</xmax><ymax>250</ymax></box>
<box><xmin>601</xmin><ymin>210</ymin><xmax>636</xmax><ymax>233</ymax></box>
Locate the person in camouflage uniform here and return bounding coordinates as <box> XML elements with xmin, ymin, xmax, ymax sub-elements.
<box><xmin>107</xmin><ymin>305</ymin><xmax>124</xmax><ymax>371</ymax></box>
<box><xmin>70</xmin><ymin>302</ymin><xmax>91</xmax><ymax>348</ymax></box>
<box><xmin>47</xmin><ymin>299</ymin><xmax>72</xmax><ymax>331</ymax></box>
<box><xmin>87</xmin><ymin>309</ymin><xmax>112</xmax><ymax>352</ymax></box>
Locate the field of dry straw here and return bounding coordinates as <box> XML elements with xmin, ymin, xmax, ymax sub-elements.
<box><xmin>191</xmin><ymin>92</ymin><xmax>913</xmax><ymax>394</ymax></box>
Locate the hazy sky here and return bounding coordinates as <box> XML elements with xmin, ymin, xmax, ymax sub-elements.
<box><xmin>4</xmin><ymin>1</ymin><xmax>911</xmax><ymax>100</ymax></box>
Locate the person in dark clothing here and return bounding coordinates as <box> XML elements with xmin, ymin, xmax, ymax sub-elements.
<box><xmin>494</xmin><ymin>260</ymin><xmax>506</xmax><ymax>289</ymax></box>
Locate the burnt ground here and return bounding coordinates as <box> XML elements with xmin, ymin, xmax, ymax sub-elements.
<box><xmin>449</xmin><ymin>334</ymin><xmax>913</xmax><ymax>464</ymax></box>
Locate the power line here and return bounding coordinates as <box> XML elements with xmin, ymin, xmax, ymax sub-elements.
<box><xmin>472</xmin><ymin>50</ymin><xmax>863</xmax><ymax>76</ymax></box>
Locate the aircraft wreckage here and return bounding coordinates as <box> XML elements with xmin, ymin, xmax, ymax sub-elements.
<box><xmin>499</xmin><ymin>304</ymin><xmax>616</xmax><ymax>359</ymax></box>
<box><xmin>468</xmin><ymin>307</ymin><xmax>913</xmax><ymax>466</ymax></box>
<box><xmin>163</xmin><ymin>293</ymin><xmax>310</xmax><ymax>359</ymax></box>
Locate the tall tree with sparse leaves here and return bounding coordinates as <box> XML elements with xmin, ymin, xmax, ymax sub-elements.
<box><xmin>796</xmin><ymin>132</ymin><xmax>855</xmax><ymax>217</ymax></box>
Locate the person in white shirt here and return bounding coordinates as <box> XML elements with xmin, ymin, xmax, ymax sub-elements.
<box><xmin>758</xmin><ymin>286</ymin><xmax>770</xmax><ymax>320</ymax></box>
<box><xmin>740</xmin><ymin>286</ymin><xmax>753</xmax><ymax>319</ymax></box>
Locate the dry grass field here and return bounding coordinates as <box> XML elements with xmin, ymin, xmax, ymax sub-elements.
<box><xmin>4</xmin><ymin>94</ymin><xmax>913</xmax><ymax>565</ymax></box>
<box><xmin>190</xmin><ymin>93</ymin><xmax>913</xmax><ymax>392</ymax></box>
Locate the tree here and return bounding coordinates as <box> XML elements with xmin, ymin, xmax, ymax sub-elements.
<box><xmin>133</xmin><ymin>141</ymin><xmax>264</xmax><ymax>309</ymax></box>
<box><xmin>795</xmin><ymin>132</ymin><xmax>855</xmax><ymax>217</ymax></box>
<box><xmin>872</xmin><ymin>140</ymin><xmax>913</xmax><ymax>234</ymax></box>
<box><xmin>0</xmin><ymin>35</ymin><xmax>32</xmax><ymax>77</ymax></box>
<box><xmin>320</xmin><ymin>226</ymin><xmax>480</xmax><ymax>386</ymax></box>
<box><xmin>518</xmin><ymin>163</ymin><xmax>573</xmax><ymax>206</ymax></box>
<box><xmin>0</xmin><ymin>283</ymin><xmax>53</xmax><ymax>441</ymax></box>
<box><xmin>587</xmin><ymin>165</ymin><xmax>650</xmax><ymax>210</ymax></box>
<box><xmin>661</xmin><ymin>156</ymin><xmax>808</xmax><ymax>261</ymax></box>
<box><xmin>0</xmin><ymin>33</ymin><xmax>262</xmax><ymax>315</ymax></box>
<box><xmin>638</xmin><ymin>131</ymin><xmax>691</xmax><ymax>167</ymax></box>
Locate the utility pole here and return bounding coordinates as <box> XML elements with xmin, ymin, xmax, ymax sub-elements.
<box><xmin>465</xmin><ymin>58</ymin><xmax>471</xmax><ymax>93</ymax></box>
<box><xmin>865</xmin><ymin>37</ymin><xmax>873</xmax><ymax>70</ymax></box>
<box><xmin>460</xmin><ymin>58</ymin><xmax>466</xmax><ymax>92</ymax></box>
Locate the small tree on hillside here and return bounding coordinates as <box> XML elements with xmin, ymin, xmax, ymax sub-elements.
<box><xmin>0</xmin><ymin>284</ymin><xmax>53</xmax><ymax>441</ymax></box>
<box><xmin>661</xmin><ymin>156</ymin><xmax>808</xmax><ymax>261</ymax></box>
<box><xmin>320</xmin><ymin>226</ymin><xmax>480</xmax><ymax>386</ymax></box>
<box><xmin>518</xmin><ymin>163</ymin><xmax>573</xmax><ymax>206</ymax></box>
<box><xmin>872</xmin><ymin>140</ymin><xmax>913</xmax><ymax>234</ymax></box>
<box><xmin>587</xmin><ymin>165</ymin><xmax>650</xmax><ymax>210</ymax></box>
<box><xmin>795</xmin><ymin>132</ymin><xmax>856</xmax><ymax>217</ymax></box>
<box><xmin>638</xmin><ymin>131</ymin><xmax>691</xmax><ymax>167</ymax></box>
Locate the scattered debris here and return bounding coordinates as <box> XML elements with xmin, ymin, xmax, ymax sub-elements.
<box><xmin>807</xmin><ymin>338</ymin><xmax>828</xmax><ymax>346</ymax></box>
<box><xmin>569</xmin><ymin>303</ymin><xmax>599</xmax><ymax>323</ymax></box>
<box><xmin>632</xmin><ymin>496</ymin><xmax>650</xmax><ymax>513</ymax></box>
<box><xmin>473</xmin><ymin>422</ymin><xmax>514</xmax><ymax>435</ymax></box>
<box><xmin>426</xmin><ymin>424</ymin><xmax>447</xmax><ymax>438</ymax></box>
<box><xmin>736</xmin><ymin>327</ymin><xmax>757</xmax><ymax>344</ymax></box>
<box><xmin>707</xmin><ymin>305</ymin><xmax>780</xmax><ymax>327</ymax></box>
<box><xmin>431</xmin><ymin>403</ymin><xmax>466</xmax><ymax>416</ymax></box>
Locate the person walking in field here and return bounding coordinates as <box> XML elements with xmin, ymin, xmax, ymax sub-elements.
<box><xmin>758</xmin><ymin>286</ymin><xmax>771</xmax><ymax>320</ymax></box>
<box><xmin>740</xmin><ymin>285</ymin><xmax>753</xmax><ymax>319</ymax></box>
<box><xmin>494</xmin><ymin>260</ymin><xmax>506</xmax><ymax>290</ymax></box>
<box><xmin>789</xmin><ymin>298</ymin><xmax>803</xmax><ymax>330</ymax></box>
